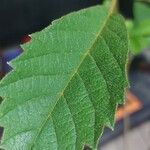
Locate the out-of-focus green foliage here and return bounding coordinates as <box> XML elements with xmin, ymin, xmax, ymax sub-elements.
<box><xmin>127</xmin><ymin>1</ymin><xmax>150</xmax><ymax>54</ymax></box>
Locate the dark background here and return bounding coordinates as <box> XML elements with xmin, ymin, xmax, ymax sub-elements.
<box><xmin>0</xmin><ymin>0</ymin><xmax>133</xmax><ymax>47</ymax></box>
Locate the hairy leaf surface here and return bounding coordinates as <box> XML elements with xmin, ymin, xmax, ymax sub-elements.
<box><xmin>0</xmin><ymin>2</ymin><xmax>128</xmax><ymax>150</ymax></box>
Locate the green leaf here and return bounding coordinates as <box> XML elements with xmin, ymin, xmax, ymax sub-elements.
<box><xmin>0</xmin><ymin>2</ymin><xmax>128</xmax><ymax>150</ymax></box>
<box><xmin>134</xmin><ymin>2</ymin><xmax>150</xmax><ymax>24</ymax></box>
<box><xmin>128</xmin><ymin>2</ymin><xmax>150</xmax><ymax>54</ymax></box>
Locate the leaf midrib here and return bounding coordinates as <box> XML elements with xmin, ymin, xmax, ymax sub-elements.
<box><xmin>30</xmin><ymin>7</ymin><xmax>115</xmax><ymax>150</ymax></box>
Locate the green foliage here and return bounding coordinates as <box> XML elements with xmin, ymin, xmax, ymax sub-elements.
<box><xmin>134</xmin><ymin>1</ymin><xmax>150</xmax><ymax>23</ymax></box>
<box><xmin>127</xmin><ymin>1</ymin><xmax>150</xmax><ymax>54</ymax></box>
<box><xmin>0</xmin><ymin>2</ymin><xmax>128</xmax><ymax>150</ymax></box>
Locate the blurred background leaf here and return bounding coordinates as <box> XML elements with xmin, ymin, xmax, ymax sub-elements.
<box><xmin>127</xmin><ymin>1</ymin><xmax>150</xmax><ymax>54</ymax></box>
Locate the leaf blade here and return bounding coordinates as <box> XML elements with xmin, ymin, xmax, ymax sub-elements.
<box><xmin>0</xmin><ymin>4</ymin><xmax>128</xmax><ymax>150</ymax></box>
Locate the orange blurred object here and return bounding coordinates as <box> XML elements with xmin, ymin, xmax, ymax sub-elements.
<box><xmin>116</xmin><ymin>91</ymin><xmax>142</xmax><ymax>121</ymax></box>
